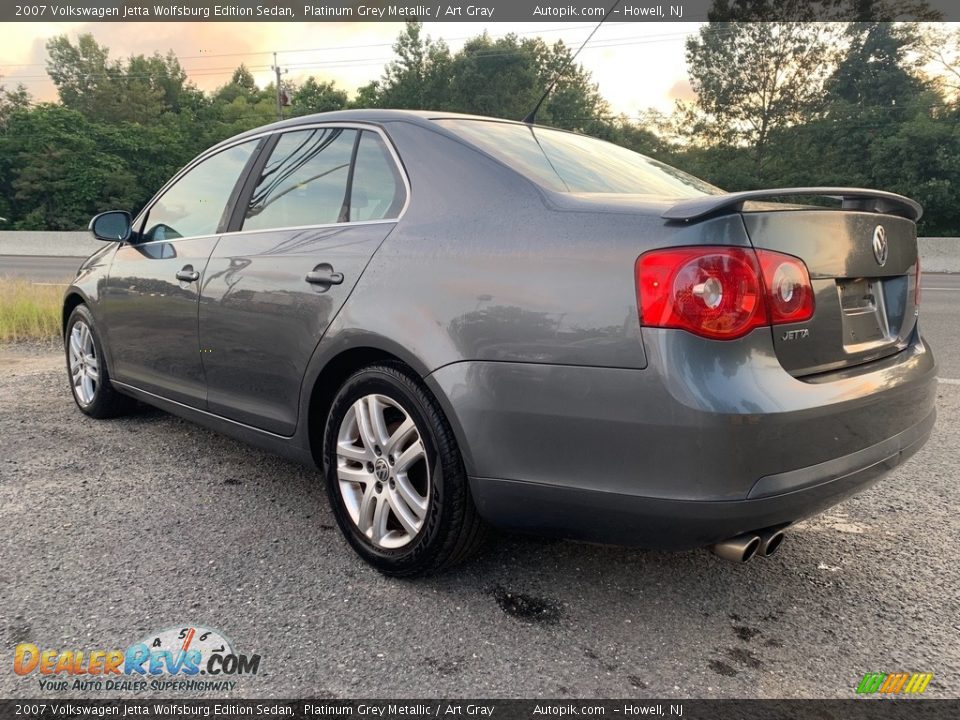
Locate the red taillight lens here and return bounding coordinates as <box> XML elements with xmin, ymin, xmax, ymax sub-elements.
<box><xmin>636</xmin><ymin>247</ymin><xmax>767</xmax><ymax>340</ymax></box>
<box><xmin>756</xmin><ymin>250</ymin><xmax>815</xmax><ymax>324</ymax></box>
<box><xmin>636</xmin><ymin>246</ymin><xmax>814</xmax><ymax>340</ymax></box>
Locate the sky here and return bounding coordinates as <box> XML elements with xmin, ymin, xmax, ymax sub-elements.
<box><xmin>0</xmin><ymin>22</ymin><xmax>700</xmax><ymax>116</ymax></box>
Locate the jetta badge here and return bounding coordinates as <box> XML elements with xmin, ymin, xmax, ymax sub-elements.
<box><xmin>872</xmin><ymin>225</ymin><xmax>888</xmax><ymax>266</ymax></box>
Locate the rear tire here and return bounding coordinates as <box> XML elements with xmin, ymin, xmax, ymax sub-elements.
<box><xmin>323</xmin><ymin>363</ymin><xmax>487</xmax><ymax>576</ymax></box>
<box><xmin>65</xmin><ymin>304</ymin><xmax>136</xmax><ymax>419</ymax></box>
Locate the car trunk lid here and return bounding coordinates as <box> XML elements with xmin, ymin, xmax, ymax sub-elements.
<box><xmin>663</xmin><ymin>188</ymin><xmax>922</xmax><ymax>377</ymax></box>
<box><xmin>740</xmin><ymin>208</ymin><xmax>919</xmax><ymax>377</ymax></box>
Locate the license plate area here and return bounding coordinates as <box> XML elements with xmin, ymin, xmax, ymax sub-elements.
<box><xmin>837</xmin><ymin>277</ymin><xmax>891</xmax><ymax>351</ymax></box>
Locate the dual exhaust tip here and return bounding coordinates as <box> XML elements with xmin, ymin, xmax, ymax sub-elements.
<box><xmin>711</xmin><ymin>527</ymin><xmax>785</xmax><ymax>563</ymax></box>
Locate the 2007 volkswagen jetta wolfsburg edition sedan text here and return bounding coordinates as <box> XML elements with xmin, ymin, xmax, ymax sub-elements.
<box><xmin>64</xmin><ymin>110</ymin><xmax>937</xmax><ymax>575</ymax></box>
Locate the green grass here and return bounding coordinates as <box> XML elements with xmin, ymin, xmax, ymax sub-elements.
<box><xmin>0</xmin><ymin>278</ymin><xmax>66</xmax><ymax>342</ymax></box>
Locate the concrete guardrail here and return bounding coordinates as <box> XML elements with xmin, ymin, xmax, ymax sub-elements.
<box><xmin>0</xmin><ymin>231</ymin><xmax>101</xmax><ymax>258</ymax></box>
<box><xmin>0</xmin><ymin>230</ymin><xmax>958</xmax><ymax>271</ymax></box>
<box><xmin>917</xmin><ymin>237</ymin><xmax>960</xmax><ymax>273</ymax></box>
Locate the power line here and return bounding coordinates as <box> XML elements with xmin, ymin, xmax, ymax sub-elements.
<box><xmin>5</xmin><ymin>21</ymin><xmax>859</xmax><ymax>89</ymax></box>
<box><xmin>12</xmin><ymin>19</ymin><xmax>854</xmax><ymax>77</ymax></box>
<box><xmin>0</xmin><ymin>22</ymin><xmax>652</xmax><ymax>69</ymax></box>
<box><xmin>0</xmin><ymin>31</ymin><xmax>729</xmax><ymax>83</ymax></box>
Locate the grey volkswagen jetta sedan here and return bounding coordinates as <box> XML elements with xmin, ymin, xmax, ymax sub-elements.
<box><xmin>64</xmin><ymin>110</ymin><xmax>936</xmax><ymax>575</ymax></box>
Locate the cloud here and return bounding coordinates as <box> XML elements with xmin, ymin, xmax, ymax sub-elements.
<box><xmin>1</xmin><ymin>22</ymin><xmax>400</xmax><ymax>102</ymax></box>
<box><xmin>668</xmin><ymin>78</ymin><xmax>696</xmax><ymax>103</ymax></box>
<box><xmin>1</xmin><ymin>21</ymin><xmax>700</xmax><ymax>113</ymax></box>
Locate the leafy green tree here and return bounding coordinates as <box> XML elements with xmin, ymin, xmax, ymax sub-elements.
<box><xmin>826</xmin><ymin>22</ymin><xmax>926</xmax><ymax>111</ymax></box>
<box><xmin>215</xmin><ymin>65</ymin><xmax>259</xmax><ymax>104</ymax></box>
<box><xmin>126</xmin><ymin>51</ymin><xmax>201</xmax><ymax>114</ymax></box>
<box><xmin>361</xmin><ymin>23</ymin><xmax>611</xmax><ymax>133</ymax></box>
<box><xmin>201</xmin><ymin>66</ymin><xmax>279</xmax><ymax>140</ymax></box>
<box><xmin>351</xmin><ymin>81</ymin><xmax>382</xmax><ymax>109</ymax></box>
<box><xmin>534</xmin><ymin>40</ymin><xmax>611</xmax><ymax>133</ymax></box>
<box><xmin>45</xmin><ymin>34</ymin><xmax>114</xmax><ymax>113</ymax></box>
<box><xmin>671</xmin><ymin>144</ymin><xmax>758</xmax><ymax>191</ymax></box>
<box><xmin>97</xmin><ymin>117</ymin><xmax>199</xmax><ymax>214</ymax></box>
<box><xmin>445</xmin><ymin>34</ymin><xmax>610</xmax><ymax>131</ymax></box>
<box><xmin>683</xmin><ymin>13</ymin><xmax>837</xmax><ymax>177</ymax></box>
<box><xmin>290</xmin><ymin>77</ymin><xmax>348</xmax><ymax>116</ymax></box>
<box><xmin>365</xmin><ymin>22</ymin><xmax>453</xmax><ymax>109</ymax></box>
<box><xmin>916</xmin><ymin>24</ymin><xmax>960</xmax><ymax>101</ymax></box>
<box><xmin>0</xmin><ymin>19</ymin><xmax>954</xmax><ymax>236</ymax></box>
<box><xmin>46</xmin><ymin>34</ymin><xmax>162</xmax><ymax>124</ymax></box>
<box><xmin>776</xmin><ymin>22</ymin><xmax>926</xmax><ymax>189</ymax></box>
<box><xmin>0</xmin><ymin>79</ymin><xmax>31</xmax><ymax>128</ymax></box>
<box><xmin>446</xmin><ymin>33</ymin><xmax>540</xmax><ymax>118</ymax></box>
<box><xmin>867</xmin><ymin>98</ymin><xmax>960</xmax><ymax>236</ymax></box>
<box><xmin>0</xmin><ymin>106</ymin><xmax>138</xmax><ymax>229</ymax></box>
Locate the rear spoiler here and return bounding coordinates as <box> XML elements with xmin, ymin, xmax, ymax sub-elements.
<box><xmin>662</xmin><ymin>187</ymin><xmax>922</xmax><ymax>223</ymax></box>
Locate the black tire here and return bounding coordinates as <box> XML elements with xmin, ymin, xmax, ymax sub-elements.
<box><xmin>64</xmin><ymin>304</ymin><xmax>136</xmax><ymax>419</ymax></box>
<box><xmin>323</xmin><ymin>363</ymin><xmax>487</xmax><ymax>576</ymax></box>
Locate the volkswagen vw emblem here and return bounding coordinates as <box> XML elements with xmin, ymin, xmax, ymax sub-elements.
<box><xmin>872</xmin><ymin>225</ymin><xmax>888</xmax><ymax>266</ymax></box>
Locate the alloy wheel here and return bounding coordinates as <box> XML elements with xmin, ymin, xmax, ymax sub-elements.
<box><xmin>68</xmin><ymin>320</ymin><xmax>99</xmax><ymax>406</ymax></box>
<box><xmin>336</xmin><ymin>393</ymin><xmax>430</xmax><ymax>549</ymax></box>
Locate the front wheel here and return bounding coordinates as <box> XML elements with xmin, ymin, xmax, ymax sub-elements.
<box><xmin>65</xmin><ymin>304</ymin><xmax>135</xmax><ymax>418</ymax></box>
<box><xmin>323</xmin><ymin>364</ymin><xmax>487</xmax><ymax>576</ymax></box>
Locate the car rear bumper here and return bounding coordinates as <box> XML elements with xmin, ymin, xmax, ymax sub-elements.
<box><xmin>426</xmin><ymin>326</ymin><xmax>937</xmax><ymax>548</ymax></box>
<box><xmin>467</xmin><ymin>406</ymin><xmax>933</xmax><ymax>549</ymax></box>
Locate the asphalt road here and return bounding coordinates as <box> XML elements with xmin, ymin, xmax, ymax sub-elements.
<box><xmin>917</xmin><ymin>273</ymin><xmax>960</xmax><ymax>378</ymax></box>
<box><xmin>0</xmin><ymin>255</ymin><xmax>84</xmax><ymax>283</ymax></box>
<box><xmin>0</xmin><ymin>287</ymin><xmax>958</xmax><ymax>700</ymax></box>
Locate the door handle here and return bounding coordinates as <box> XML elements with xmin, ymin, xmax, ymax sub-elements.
<box><xmin>176</xmin><ymin>267</ymin><xmax>200</xmax><ymax>283</ymax></box>
<box><xmin>305</xmin><ymin>266</ymin><xmax>344</xmax><ymax>287</ymax></box>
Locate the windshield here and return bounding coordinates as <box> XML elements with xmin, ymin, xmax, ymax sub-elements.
<box><xmin>437</xmin><ymin>119</ymin><xmax>722</xmax><ymax>198</ymax></box>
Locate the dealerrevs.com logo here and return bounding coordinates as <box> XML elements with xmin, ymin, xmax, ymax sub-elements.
<box><xmin>13</xmin><ymin>626</ymin><xmax>261</xmax><ymax>693</ymax></box>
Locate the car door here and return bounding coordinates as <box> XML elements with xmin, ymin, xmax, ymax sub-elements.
<box><xmin>101</xmin><ymin>139</ymin><xmax>263</xmax><ymax>407</ymax></box>
<box><xmin>198</xmin><ymin>125</ymin><xmax>408</xmax><ymax>435</ymax></box>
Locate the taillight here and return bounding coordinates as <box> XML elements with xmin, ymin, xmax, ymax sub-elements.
<box><xmin>636</xmin><ymin>246</ymin><xmax>814</xmax><ymax>341</ymax></box>
<box><xmin>755</xmin><ymin>250</ymin><xmax>815</xmax><ymax>324</ymax></box>
<box><xmin>636</xmin><ymin>247</ymin><xmax>766</xmax><ymax>340</ymax></box>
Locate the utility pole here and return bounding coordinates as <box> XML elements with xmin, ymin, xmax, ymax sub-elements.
<box><xmin>271</xmin><ymin>52</ymin><xmax>287</xmax><ymax>121</ymax></box>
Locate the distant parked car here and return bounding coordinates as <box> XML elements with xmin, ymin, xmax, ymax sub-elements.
<box><xmin>63</xmin><ymin>110</ymin><xmax>936</xmax><ymax>575</ymax></box>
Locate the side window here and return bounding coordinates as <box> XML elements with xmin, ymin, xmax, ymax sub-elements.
<box><xmin>243</xmin><ymin>127</ymin><xmax>357</xmax><ymax>231</ymax></box>
<box><xmin>142</xmin><ymin>140</ymin><xmax>259</xmax><ymax>242</ymax></box>
<box><xmin>350</xmin><ymin>131</ymin><xmax>406</xmax><ymax>222</ymax></box>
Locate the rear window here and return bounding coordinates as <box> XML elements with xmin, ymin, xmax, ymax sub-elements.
<box><xmin>244</xmin><ymin>127</ymin><xmax>356</xmax><ymax>231</ymax></box>
<box><xmin>437</xmin><ymin>119</ymin><xmax>720</xmax><ymax>198</ymax></box>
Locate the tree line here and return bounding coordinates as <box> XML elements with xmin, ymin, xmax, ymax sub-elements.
<box><xmin>0</xmin><ymin>1</ymin><xmax>958</xmax><ymax>235</ymax></box>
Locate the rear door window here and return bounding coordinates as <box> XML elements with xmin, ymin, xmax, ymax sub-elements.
<box><xmin>242</xmin><ymin>127</ymin><xmax>357</xmax><ymax>231</ymax></box>
<box><xmin>349</xmin><ymin>130</ymin><xmax>406</xmax><ymax>221</ymax></box>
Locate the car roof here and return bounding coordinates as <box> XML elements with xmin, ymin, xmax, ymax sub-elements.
<box><xmin>211</xmin><ymin>109</ymin><xmax>537</xmax><ymax>150</ymax></box>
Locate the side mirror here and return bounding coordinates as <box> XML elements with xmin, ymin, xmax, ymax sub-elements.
<box><xmin>89</xmin><ymin>211</ymin><xmax>132</xmax><ymax>242</ymax></box>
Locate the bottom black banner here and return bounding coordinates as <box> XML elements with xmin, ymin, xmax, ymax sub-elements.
<box><xmin>2</xmin><ymin>700</ymin><xmax>959</xmax><ymax>720</ymax></box>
